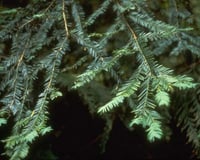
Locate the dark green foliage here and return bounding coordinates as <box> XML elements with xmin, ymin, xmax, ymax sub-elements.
<box><xmin>0</xmin><ymin>0</ymin><xmax>200</xmax><ymax>159</ymax></box>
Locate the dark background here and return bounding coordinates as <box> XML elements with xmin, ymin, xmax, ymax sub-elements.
<box><xmin>25</xmin><ymin>92</ymin><xmax>194</xmax><ymax>160</ymax></box>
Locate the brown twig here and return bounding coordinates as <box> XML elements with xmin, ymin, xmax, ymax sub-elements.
<box><xmin>62</xmin><ymin>0</ymin><xmax>69</xmax><ymax>38</ymax></box>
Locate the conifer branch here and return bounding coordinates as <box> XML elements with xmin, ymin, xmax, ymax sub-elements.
<box><xmin>0</xmin><ymin>0</ymin><xmax>199</xmax><ymax>159</ymax></box>
<box><xmin>116</xmin><ymin>0</ymin><xmax>153</xmax><ymax>76</ymax></box>
<box><xmin>62</xmin><ymin>0</ymin><xmax>69</xmax><ymax>38</ymax></box>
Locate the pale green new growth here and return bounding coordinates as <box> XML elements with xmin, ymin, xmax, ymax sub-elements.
<box><xmin>155</xmin><ymin>91</ymin><xmax>170</xmax><ymax>106</ymax></box>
